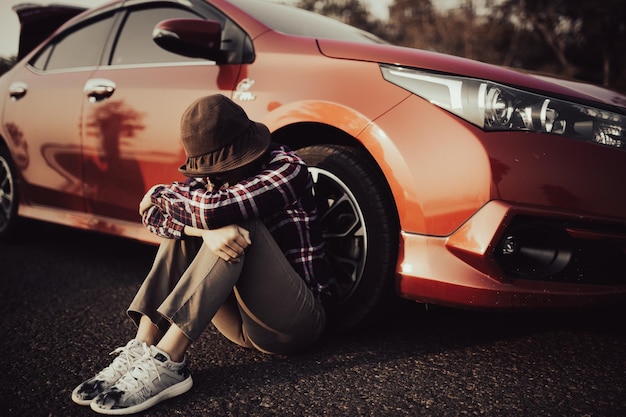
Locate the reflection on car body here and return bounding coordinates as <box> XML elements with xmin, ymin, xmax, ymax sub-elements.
<box><xmin>1</xmin><ymin>0</ymin><xmax>625</xmax><ymax>329</ymax></box>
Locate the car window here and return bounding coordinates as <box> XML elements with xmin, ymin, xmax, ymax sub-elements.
<box><xmin>111</xmin><ymin>7</ymin><xmax>208</xmax><ymax>66</ymax></box>
<box><xmin>38</xmin><ymin>15</ymin><xmax>116</xmax><ymax>71</ymax></box>
<box><xmin>30</xmin><ymin>45</ymin><xmax>52</xmax><ymax>70</ymax></box>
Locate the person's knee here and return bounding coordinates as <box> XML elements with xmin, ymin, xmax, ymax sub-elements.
<box><xmin>241</xmin><ymin>218</ymin><xmax>265</xmax><ymax>239</ymax></box>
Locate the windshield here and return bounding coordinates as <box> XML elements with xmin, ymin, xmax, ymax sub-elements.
<box><xmin>227</xmin><ymin>0</ymin><xmax>386</xmax><ymax>44</ymax></box>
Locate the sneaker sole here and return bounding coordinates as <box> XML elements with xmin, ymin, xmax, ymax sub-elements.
<box><xmin>71</xmin><ymin>389</ymin><xmax>94</xmax><ymax>406</ymax></box>
<box><xmin>89</xmin><ymin>376</ymin><xmax>193</xmax><ymax>415</ymax></box>
<box><xmin>71</xmin><ymin>385</ymin><xmax>100</xmax><ymax>406</ymax></box>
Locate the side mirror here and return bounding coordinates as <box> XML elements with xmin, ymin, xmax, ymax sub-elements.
<box><xmin>153</xmin><ymin>19</ymin><xmax>222</xmax><ymax>61</ymax></box>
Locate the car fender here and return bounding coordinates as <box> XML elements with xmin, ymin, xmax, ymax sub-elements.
<box><xmin>260</xmin><ymin>98</ymin><xmax>439</xmax><ymax>235</ymax></box>
<box><xmin>263</xmin><ymin>99</ymin><xmax>372</xmax><ymax>138</ymax></box>
<box><xmin>361</xmin><ymin>95</ymin><xmax>493</xmax><ymax>236</ymax></box>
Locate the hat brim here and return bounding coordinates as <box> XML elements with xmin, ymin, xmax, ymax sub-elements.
<box><xmin>178</xmin><ymin>122</ymin><xmax>271</xmax><ymax>177</ymax></box>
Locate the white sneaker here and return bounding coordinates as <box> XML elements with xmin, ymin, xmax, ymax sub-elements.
<box><xmin>71</xmin><ymin>339</ymin><xmax>147</xmax><ymax>406</ymax></box>
<box><xmin>90</xmin><ymin>345</ymin><xmax>193</xmax><ymax>415</ymax></box>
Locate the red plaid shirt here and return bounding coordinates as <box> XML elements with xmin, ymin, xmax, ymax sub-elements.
<box><xmin>142</xmin><ymin>143</ymin><xmax>329</xmax><ymax>298</ymax></box>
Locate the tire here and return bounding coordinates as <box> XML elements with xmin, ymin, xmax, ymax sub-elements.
<box><xmin>297</xmin><ymin>145</ymin><xmax>399</xmax><ymax>331</ymax></box>
<box><xmin>0</xmin><ymin>145</ymin><xmax>19</xmax><ymax>241</ymax></box>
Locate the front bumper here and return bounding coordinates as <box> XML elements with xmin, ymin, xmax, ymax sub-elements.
<box><xmin>397</xmin><ymin>200</ymin><xmax>626</xmax><ymax>309</ymax></box>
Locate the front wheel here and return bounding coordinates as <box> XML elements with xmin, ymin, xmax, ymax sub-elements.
<box><xmin>297</xmin><ymin>145</ymin><xmax>399</xmax><ymax>331</ymax></box>
<box><xmin>0</xmin><ymin>146</ymin><xmax>19</xmax><ymax>241</ymax></box>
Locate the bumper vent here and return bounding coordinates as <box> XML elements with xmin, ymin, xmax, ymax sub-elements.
<box><xmin>494</xmin><ymin>217</ymin><xmax>626</xmax><ymax>285</ymax></box>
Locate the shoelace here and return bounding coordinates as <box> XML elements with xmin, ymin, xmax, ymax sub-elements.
<box><xmin>97</xmin><ymin>341</ymin><xmax>146</xmax><ymax>380</ymax></box>
<box><xmin>114</xmin><ymin>346</ymin><xmax>162</xmax><ymax>392</ymax></box>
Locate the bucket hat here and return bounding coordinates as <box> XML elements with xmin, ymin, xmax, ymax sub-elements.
<box><xmin>178</xmin><ymin>94</ymin><xmax>271</xmax><ymax>177</ymax></box>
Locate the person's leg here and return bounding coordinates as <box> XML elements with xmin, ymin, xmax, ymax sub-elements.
<box><xmin>88</xmin><ymin>220</ymin><xmax>324</xmax><ymax>414</ymax></box>
<box><xmin>129</xmin><ymin>234</ymin><xmax>233</xmax><ymax>360</ymax></box>
<box><xmin>212</xmin><ymin>219</ymin><xmax>326</xmax><ymax>355</ymax></box>
<box><xmin>72</xmin><ymin>238</ymin><xmax>197</xmax><ymax>407</ymax></box>
<box><xmin>131</xmin><ymin>221</ymin><xmax>324</xmax><ymax>355</ymax></box>
<box><xmin>89</xmin><ymin>237</ymin><xmax>239</xmax><ymax>414</ymax></box>
<box><xmin>127</xmin><ymin>237</ymin><xmax>204</xmax><ymax>334</ymax></box>
<box><xmin>135</xmin><ymin>314</ymin><xmax>191</xmax><ymax>363</ymax></box>
<box><xmin>135</xmin><ymin>315</ymin><xmax>163</xmax><ymax>346</ymax></box>
<box><xmin>156</xmin><ymin>323</ymin><xmax>192</xmax><ymax>363</ymax></box>
<box><xmin>154</xmin><ymin>239</ymin><xmax>244</xmax><ymax>342</ymax></box>
<box><xmin>127</xmin><ymin>232</ymin><xmax>246</xmax><ymax>357</ymax></box>
<box><xmin>211</xmin><ymin>292</ymin><xmax>252</xmax><ymax>348</ymax></box>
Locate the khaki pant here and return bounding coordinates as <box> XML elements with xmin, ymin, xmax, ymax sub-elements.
<box><xmin>128</xmin><ymin>219</ymin><xmax>326</xmax><ymax>354</ymax></box>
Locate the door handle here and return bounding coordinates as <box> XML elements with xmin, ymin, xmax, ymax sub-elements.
<box><xmin>9</xmin><ymin>82</ymin><xmax>28</xmax><ymax>101</ymax></box>
<box><xmin>84</xmin><ymin>78</ymin><xmax>117</xmax><ymax>103</ymax></box>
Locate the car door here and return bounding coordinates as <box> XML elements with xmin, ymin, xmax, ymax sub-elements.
<box><xmin>82</xmin><ymin>3</ymin><xmax>241</xmax><ymax>222</ymax></box>
<box><xmin>3</xmin><ymin>12</ymin><xmax>117</xmax><ymax>212</ymax></box>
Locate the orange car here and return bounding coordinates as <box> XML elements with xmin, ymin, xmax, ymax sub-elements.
<box><xmin>1</xmin><ymin>0</ymin><xmax>625</xmax><ymax>328</ymax></box>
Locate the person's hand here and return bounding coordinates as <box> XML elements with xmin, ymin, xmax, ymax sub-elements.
<box><xmin>139</xmin><ymin>184</ymin><xmax>165</xmax><ymax>216</ymax></box>
<box><xmin>190</xmin><ymin>224</ymin><xmax>251</xmax><ymax>263</ymax></box>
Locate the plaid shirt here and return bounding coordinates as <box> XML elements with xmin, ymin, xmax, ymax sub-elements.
<box><xmin>142</xmin><ymin>143</ymin><xmax>329</xmax><ymax>298</ymax></box>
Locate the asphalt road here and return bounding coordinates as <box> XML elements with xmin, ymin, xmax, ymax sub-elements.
<box><xmin>1</xmin><ymin>219</ymin><xmax>625</xmax><ymax>417</ymax></box>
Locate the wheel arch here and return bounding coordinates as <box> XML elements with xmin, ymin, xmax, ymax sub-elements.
<box><xmin>272</xmin><ymin>119</ymin><xmax>400</xmax><ymax>224</ymax></box>
<box><xmin>264</xmin><ymin>98</ymin><xmax>403</xmax><ymax>222</ymax></box>
<box><xmin>0</xmin><ymin>136</ymin><xmax>21</xmax><ymax>240</ymax></box>
<box><xmin>0</xmin><ymin>133</ymin><xmax>8</xmax><ymax>150</ymax></box>
<box><xmin>0</xmin><ymin>129</ymin><xmax>27</xmax><ymax>198</ymax></box>
<box><xmin>273</xmin><ymin>120</ymin><xmax>364</xmax><ymax>154</ymax></box>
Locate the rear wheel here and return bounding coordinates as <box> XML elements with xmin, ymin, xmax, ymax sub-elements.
<box><xmin>297</xmin><ymin>145</ymin><xmax>399</xmax><ymax>331</ymax></box>
<box><xmin>0</xmin><ymin>146</ymin><xmax>18</xmax><ymax>241</ymax></box>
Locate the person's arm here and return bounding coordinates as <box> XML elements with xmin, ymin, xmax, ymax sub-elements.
<box><xmin>152</xmin><ymin>148</ymin><xmax>310</xmax><ymax>230</ymax></box>
<box><xmin>141</xmin><ymin>205</ymin><xmax>185</xmax><ymax>239</ymax></box>
<box><xmin>184</xmin><ymin>224</ymin><xmax>251</xmax><ymax>263</ymax></box>
<box><xmin>139</xmin><ymin>184</ymin><xmax>185</xmax><ymax>239</ymax></box>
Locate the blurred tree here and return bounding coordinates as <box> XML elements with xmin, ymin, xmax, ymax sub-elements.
<box><xmin>312</xmin><ymin>0</ymin><xmax>626</xmax><ymax>93</ymax></box>
<box><xmin>567</xmin><ymin>0</ymin><xmax>625</xmax><ymax>91</ymax></box>
<box><xmin>296</xmin><ymin>0</ymin><xmax>387</xmax><ymax>37</ymax></box>
<box><xmin>387</xmin><ymin>0</ymin><xmax>439</xmax><ymax>49</ymax></box>
<box><xmin>387</xmin><ymin>0</ymin><xmax>509</xmax><ymax>63</ymax></box>
<box><xmin>494</xmin><ymin>0</ymin><xmax>626</xmax><ymax>91</ymax></box>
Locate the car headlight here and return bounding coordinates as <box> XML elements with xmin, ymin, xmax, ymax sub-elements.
<box><xmin>380</xmin><ymin>64</ymin><xmax>625</xmax><ymax>150</ymax></box>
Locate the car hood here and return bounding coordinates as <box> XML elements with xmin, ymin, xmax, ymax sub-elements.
<box><xmin>529</xmin><ymin>74</ymin><xmax>626</xmax><ymax>109</ymax></box>
<box><xmin>13</xmin><ymin>3</ymin><xmax>87</xmax><ymax>60</ymax></box>
<box><xmin>317</xmin><ymin>39</ymin><xmax>626</xmax><ymax>111</ymax></box>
